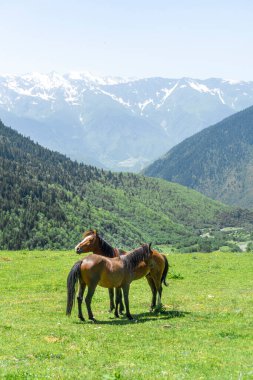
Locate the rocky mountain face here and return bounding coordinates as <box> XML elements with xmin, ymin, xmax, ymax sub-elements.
<box><xmin>0</xmin><ymin>72</ymin><xmax>253</xmax><ymax>171</ymax></box>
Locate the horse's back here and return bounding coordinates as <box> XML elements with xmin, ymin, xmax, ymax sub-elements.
<box><xmin>80</xmin><ymin>254</ymin><xmax>126</xmax><ymax>288</ymax></box>
<box><xmin>98</xmin><ymin>257</ymin><xmax>126</xmax><ymax>288</ymax></box>
<box><xmin>80</xmin><ymin>254</ymin><xmax>105</xmax><ymax>283</ymax></box>
<box><xmin>81</xmin><ymin>253</ymin><xmax>104</xmax><ymax>266</ymax></box>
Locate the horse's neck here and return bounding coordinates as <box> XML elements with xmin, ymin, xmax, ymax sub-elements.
<box><xmin>92</xmin><ymin>246</ymin><xmax>106</xmax><ymax>256</ymax></box>
<box><xmin>122</xmin><ymin>246</ymin><xmax>150</xmax><ymax>270</ymax></box>
<box><xmin>95</xmin><ymin>239</ymin><xmax>116</xmax><ymax>258</ymax></box>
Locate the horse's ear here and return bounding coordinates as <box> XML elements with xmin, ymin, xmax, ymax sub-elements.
<box><xmin>94</xmin><ymin>229</ymin><xmax>98</xmax><ymax>236</ymax></box>
<box><xmin>149</xmin><ymin>242</ymin><xmax>152</xmax><ymax>250</ymax></box>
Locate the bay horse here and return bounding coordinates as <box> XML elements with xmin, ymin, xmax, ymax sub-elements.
<box><xmin>74</xmin><ymin>230</ymin><xmax>169</xmax><ymax>311</ymax></box>
<box><xmin>66</xmin><ymin>243</ymin><xmax>152</xmax><ymax>321</ymax></box>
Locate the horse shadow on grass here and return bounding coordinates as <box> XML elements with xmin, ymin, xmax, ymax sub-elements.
<box><xmin>74</xmin><ymin>309</ymin><xmax>190</xmax><ymax>326</ymax></box>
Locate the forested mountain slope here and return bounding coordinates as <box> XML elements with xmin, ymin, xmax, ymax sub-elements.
<box><xmin>1</xmin><ymin>120</ymin><xmax>252</xmax><ymax>250</ymax></box>
<box><xmin>144</xmin><ymin>106</ymin><xmax>253</xmax><ymax>208</ymax></box>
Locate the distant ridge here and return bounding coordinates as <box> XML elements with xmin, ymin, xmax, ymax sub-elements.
<box><xmin>1</xmin><ymin>72</ymin><xmax>253</xmax><ymax>171</ymax></box>
<box><xmin>143</xmin><ymin>106</ymin><xmax>253</xmax><ymax>208</ymax></box>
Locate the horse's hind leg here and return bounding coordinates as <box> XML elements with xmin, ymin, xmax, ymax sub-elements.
<box><xmin>108</xmin><ymin>288</ymin><xmax>124</xmax><ymax>314</ymax></box>
<box><xmin>114</xmin><ymin>289</ymin><xmax>124</xmax><ymax>316</ymax></box>
<box><xmin>151</xmin><ymin>274</ymin><xmax>163</xmax><ymax>308</ymax></box>
<box><xmin>146</xmin><ymin>273</ymin><xmax>157</xmax><ymax>311</ymax></box>
<box><xmin>77</xmin><ymin>281</ymin><xmax>86</xmax><ymax>321</ymax></box>
<box><xmin>85</xmin><ymin>284</ymin><xmax>97</xmax><ymax>322</ymax></box>
<box><xmin>157</xmin><ymin>286</ymin><xmax>163</xmax><ymax>306</ymax></box>
<box><xmin>108</xmin><ymin>288</ymin><xmax>115</xmax><ymax>312</ymax></box>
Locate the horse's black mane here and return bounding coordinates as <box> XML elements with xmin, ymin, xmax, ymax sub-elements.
<box><xmin>98</xmin><ymin>236</ymin><xmax>115</xmax><ymax>258</ymax></box>
<box><xmin>122</xmin><ymin>244</ymin><xmax>150</xmax><ymax>271</ymax></box>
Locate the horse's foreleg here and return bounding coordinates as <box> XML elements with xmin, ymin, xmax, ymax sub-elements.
<box><xmin>108</xmin><ymin>288</ymin><xmax>115</xmax><ymax>312</ymax></box>
<box><xmin>122</xmin><ymin>284</ymin><xmax>133</xmax><ymax>320</ymax></box>
<box><xmin>85</xmin><ymin>284</ymin><xmax>97</xmax><ymax>322</ymax></box>
<box><xmin>117</xmin><ymin>289</ymin><xmax>124</xmax><ymax>314</ymax></box>
<box><xmin>77</xmin><ymin>281</ymin><xmax>86</xmax><ymax>321</ymax></box>
<box><xmin>146</xmin><ymin>273</ymin><xmax>157</xmax><ymax>311</ymax></box>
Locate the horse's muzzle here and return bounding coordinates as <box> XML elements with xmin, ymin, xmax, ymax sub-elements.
<box><xmin>75</xmin><ymin>247</ymin><xmax>82</xmax><ymax>254</ymax></box>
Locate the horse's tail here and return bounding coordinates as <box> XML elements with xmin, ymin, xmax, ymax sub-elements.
<box><xmin>66</xmin><ymin>260</ymin><xmax>82</xmax><ymax>316</ymax></box>
<box><xmin>161</xmin><ymin>254</ymin><xmax>169</xmax><ymax>286</ymax></box>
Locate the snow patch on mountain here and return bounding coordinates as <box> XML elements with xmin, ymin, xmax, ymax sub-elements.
<box><xmin>3</xmin><ymin>78</ymin><xmax>56</xmax><ymax>101</ymax></box>
<box><xmin>187</xmin><ymin>80</ymin><xmax>226</xmax><ymax>104</ymax></box>
<box><xmin>156</xmin><ymin>83</ymin><xmax>179</xmax><ymax>109</ymax></box>
<box><xmin>22</xmin><ymin>72</ymin><xmax>65</xmax><ymax>89</ymax></box>
<box><xmin>99</xmin><ymin>89</ymin><xmax>131</xmax><ymax>107</ymax></box>
<box><xmin>188</xmin><ymin>81</ymin><xmax>211</xmax><ymax>93</ymax></box>
<box><xmin>213</xmin><ymin>88</ymin><xmax>225</xmax><ymax>104</ymax></box>
<box><xmin>138</xmin><ymin>99</ymin><xmax>154</xmax><ymax>112</ymax></box>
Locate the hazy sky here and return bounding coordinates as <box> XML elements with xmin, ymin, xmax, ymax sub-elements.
<box><xmin>0</xmin><ymin>0</ymin><xmax>252</xmax><ymax>80</ymax></box>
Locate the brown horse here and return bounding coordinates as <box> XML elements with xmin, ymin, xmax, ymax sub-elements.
<box><xmin>74</xmin><ymin>230</ymin><xmax>169</xmax><ymax>311</ymax></box>
<box><xmin>66</xmin><ymin>243</ymin><xmax>152</xmax><ymax>321</ymax></box>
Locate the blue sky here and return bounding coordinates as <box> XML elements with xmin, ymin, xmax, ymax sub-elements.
<box><xmin>0</xmin><ymin>0</ymin><xmax>252</xmax><ymax>80</ymax></box>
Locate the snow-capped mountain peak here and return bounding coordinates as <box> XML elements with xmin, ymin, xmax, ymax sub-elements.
<box><xmin>0</xmin><ymin>72</ymin><xmax>253</xmax><ymax>172</ymax></box>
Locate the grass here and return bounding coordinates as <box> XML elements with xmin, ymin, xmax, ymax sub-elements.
<box><xmin>0</xmin><ymin>250</ymin><xmax>253</xmax><ymax>379</ymax></box>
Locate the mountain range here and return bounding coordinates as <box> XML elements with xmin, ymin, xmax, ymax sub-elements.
<box><xmin>144</xmin><ymin>106</ymin><xmax>253</xmax><ymax>209</ymax></box>
<box><xmin>1</xmin><ymin>72</ymin><xmax>253</xmax><ymax>171</ymax></box>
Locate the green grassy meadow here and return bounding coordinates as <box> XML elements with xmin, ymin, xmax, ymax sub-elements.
<box><xmin>0</xmin><ymin>250</ymin><xmax>253</xmax><ymax>379</ymax></box>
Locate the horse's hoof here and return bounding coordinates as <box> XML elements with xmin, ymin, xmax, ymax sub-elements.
<box><xmin>89</xmin><ymin>318</ymin><xmax>97</xmax><ymax>323</ymax></box>
<box><xmin>114</xmin><ymin>314</ymin><xmax>119</xmax><ymax>318</ymax></box>
<box><xmin>127</xmin><ymin>314</ymin><xmax>134</xmax><ymax>320</ymax></box>
<box><xmin>79</xmin><ymin>316</ymin><xmax>85</xmax><ymax>322</ymax></box>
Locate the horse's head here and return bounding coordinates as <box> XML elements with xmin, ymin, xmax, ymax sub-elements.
<box><xmin>141</xmin><ymin>242</ymin><xmax>154</xmax><ymax>264</ymax></box>
<box><xmin>75</xmin><ymin>229</ymin><xmax>99</xmax><ymax>254</ymax></box>
<box><xmin>139</xmin><ymin>242</ymin><xmax>153</xmax><ymax>260</ymax></box>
